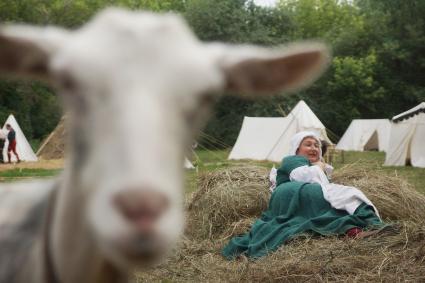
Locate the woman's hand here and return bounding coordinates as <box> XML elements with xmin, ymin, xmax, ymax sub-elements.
<box><xmin>312</xmin><ymin>161</ymin><xmax>326</xmax><ymax>171</ymax></box>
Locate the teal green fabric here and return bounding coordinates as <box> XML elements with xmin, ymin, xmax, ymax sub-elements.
<box><xmin>222</xmin><ymin>155</ymin><xmax>383</xmax><ymax>259</ymax></box>
<box><xmin>276</xmin><ymin>155</ymin><xmax>311</xmax><ymax>185</ymax></box>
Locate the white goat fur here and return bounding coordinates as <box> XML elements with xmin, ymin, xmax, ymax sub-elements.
<box><xmin>0</xmin><ymin>8</ymin><xmax>329</xmax><ymax>283</ymax></box>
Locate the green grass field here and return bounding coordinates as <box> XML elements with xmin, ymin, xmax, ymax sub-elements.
<box><xmin>0</xmin><ymin>168</ymin><xmax>62</xmax><ymax>181</ymax></box>
<box><xmin>0</xmin><ymin>150</ymin><xmax>423</xmax><ymax>195</ymax></box>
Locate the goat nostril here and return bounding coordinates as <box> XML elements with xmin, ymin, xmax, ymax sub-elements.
<box><xmin>113</xmin><ymin>190</ymin><xmax>169</xmax><ymax>228</ymax></box>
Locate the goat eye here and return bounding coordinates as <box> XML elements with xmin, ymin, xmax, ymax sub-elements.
<box><xmin>182</xmin><ymin>92</ymin><xmax>217</xmax><ymax>128</ymax></box>
<box><xmin>198</xmin><ymin>92</ymin><xmax>217</xmax><ymax>108</ymax></box>
<box><xmin>61</xmin><ymin>75</ymin><xmax>78</xmax><ymax>92</ymax></box>
<box><xmin>55</xmin><ymin>70</ymin><xmax>78</xmax><ymax>93</ymax></box>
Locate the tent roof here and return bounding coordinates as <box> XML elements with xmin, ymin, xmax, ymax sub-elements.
<box><xmin>392</xmin><ymin>102</ymin><xmax>425</xmax><ymax>123</ymax></box>
<box><xmin>290</xmin><ymin>100</ymin><xmax>327</xmax><ymax>130</ymax></box>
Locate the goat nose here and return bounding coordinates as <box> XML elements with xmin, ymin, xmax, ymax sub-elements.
<box><xmin>113</xmin><ymin>189</ymin><xmax>169</xmax><ymax>230</ymax></box>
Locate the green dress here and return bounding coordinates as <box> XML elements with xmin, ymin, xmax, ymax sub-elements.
<box><xmin>222</xmin><ymin>155</ymin><xmax>382</xmax><ymax>259</ymax></box>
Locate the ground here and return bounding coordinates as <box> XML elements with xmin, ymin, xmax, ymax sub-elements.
<box><xmin>0</xmin><ymin>159</ymin><xmax>63</xmax><ymax>181</ymax></box>
<box><xmin>1</xmin><ymin>151</ymin><xmax>424</xmax><ymax>194</ymax></box>
<box><xmin>1</xmin><ymin>150</ymin><xmax>424</xmax><ymax>282</ymax></box>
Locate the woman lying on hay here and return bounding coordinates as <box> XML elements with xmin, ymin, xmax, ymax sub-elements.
<box><xmin>223</xmin><ymin>131</ymin><xmax>390</xmax><ymax>259</ymax></box>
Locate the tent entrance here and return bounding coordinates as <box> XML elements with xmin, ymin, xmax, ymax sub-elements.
<box><xmin>364</xmin><ymin>131</ymin><xmax>379</xmax><ymax>151</ymax></box>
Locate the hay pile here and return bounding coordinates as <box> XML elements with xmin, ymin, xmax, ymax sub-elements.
<box><xmin>36</xmin><ymin>117</ymin><xmax>66</xmax><ymax>160</ymax></box>
<box><xmin>136</xmin><ymin>165</ymin><xmax>425</xmax><ymax>282</ymax></box>
<box><xmin>187</xmin><ymin>166</ymin><xmax>270</xmax><ymax>239</ymax></box>
<box><xmin>332</xmin><ymin>164</ymin><xmax>425</xmax><ymax>223</ymax></box>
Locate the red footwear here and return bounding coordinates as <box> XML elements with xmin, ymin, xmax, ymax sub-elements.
<box><xmin>346</xmin><ymin>227</ymin><xmax>363</xmax><ymax>238</ymax></box>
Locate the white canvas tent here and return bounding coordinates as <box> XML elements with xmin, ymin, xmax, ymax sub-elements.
<box><xmin>228</xmin><ymin>100</ymin><xmax>331</xmax><ymax>162</ymax></box>
<box><xmin>184</xmin><ymin>158</ymin><xmax>194</xmax><ymax>169</ymax></box>
<box><xmin>336</xmin><ymin>119</ymin><xmax>391</xmax><ymax>152</ymax></box>
<box><xmin>1</xmin><ymin>114</ymin><xmax>38</xmax><ymax>162</ymax></box>
<box><xmin>385</xmin><ymin>102</ymin><xmax>425</xmax><ymax>168</ymax></box>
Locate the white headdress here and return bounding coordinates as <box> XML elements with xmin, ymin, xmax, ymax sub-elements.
<box><xmin>288</xmin><ymin>131</ymin><xmax>322</xmax><ymax>157</ymax></box>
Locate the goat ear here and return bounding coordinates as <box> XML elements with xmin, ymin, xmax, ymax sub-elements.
<box><xmin>214</xmin><ymin>42</ymin><xmax>330</xmax><ymax>97</ymax></box>
<box><xmin>0</xmin><ymin>25</ymin><xmax>68</xmax><ymax>80</ymax></box>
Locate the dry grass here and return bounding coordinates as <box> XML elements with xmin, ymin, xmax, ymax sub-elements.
<box><xmin>136</xmin><ymin>165</ymin><xmax>425</xmax><ymax>282</ymax></box>
<box><xmin>36</xmin><ymin>117</ymin><xmax>66</xmax><ymax>160</ymax></box>
<box><xmin>332</xmin><ymin>164</ymin><xmax>425</xmax><ymax>223</ymax></box>
<box><xmin>186</xmin><ymin>166</ymin><xmax>270</xmax><ymax>240</ymax></box>
<box><xmin>0</xmin><ymin>159</ymin><xmax>64</xmax><ymax>172</ymax></box>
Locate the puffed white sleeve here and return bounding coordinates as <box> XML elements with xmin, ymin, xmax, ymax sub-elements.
<box><xmin>289</xmin><ymin>165</ymin><xmax>330</xmax><ymax>185</ymax></box>
<box><xmin>269</xmin><ymin>166</ymin><xmax>277</xmax><ymax>192</ymax></box>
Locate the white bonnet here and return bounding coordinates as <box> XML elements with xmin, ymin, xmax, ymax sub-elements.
<box><xmin>288</xmin><ymin>131</ymin><xmax>322</xmax><ymax>157</ymax></box>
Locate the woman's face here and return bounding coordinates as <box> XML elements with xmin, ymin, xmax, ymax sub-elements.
<box><xmin>296</xmin><ymin>137</ymin><xmax>320</xmax><ymax>163</ymax></box>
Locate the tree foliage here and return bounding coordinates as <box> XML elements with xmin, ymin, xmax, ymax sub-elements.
<box><xmin>0</xmin><ymin>0</ymin><xmax>423</xmax><ymax>148</ymax></box>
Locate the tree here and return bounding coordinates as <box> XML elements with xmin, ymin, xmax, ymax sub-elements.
<box><xmin>356</xmin><ymin>0</ymin><xmax>425</xmax><ymax>114</ymax></box>
<box><xmin>184</xmin><ymin>0</ymin><xmax>296</xmax><ymax>146</ymax></box>
<box><xmin>1</xmin><ymin>0</ymin><xmax>424</xmax><ymax>147</ymax></box>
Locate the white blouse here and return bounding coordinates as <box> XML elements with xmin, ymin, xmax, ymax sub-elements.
<box><xmin>287</xmin><ymin>165</ymin><xmax>380</xmax><ymax>218</ymax></box>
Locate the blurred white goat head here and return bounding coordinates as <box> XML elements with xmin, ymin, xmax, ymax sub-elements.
<box><xmin>0</xmin><ymin>8</ymin><xmax>329</xmax><ymax>269</ymax></box>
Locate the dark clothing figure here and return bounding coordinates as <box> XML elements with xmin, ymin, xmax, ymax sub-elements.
<box><xmin>7</xmin><ymin>128</ymin><xmax>16</xmax><ymax>141</ymax></box>
<box><xmin>6</xmin><ymin>125</ymin><xmax>20</xmax><ymax>163</ymax></box>
<box><xmin>0</xmin><ymin>138</ymin><xmax>5</xmax><ymax>163</ymax></box>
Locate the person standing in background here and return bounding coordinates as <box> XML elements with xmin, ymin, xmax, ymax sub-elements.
<box><xmin>6</xmin><ymin>124</ymin><xmax>20</xmax><ymax>163</ymax></box>
<box><xmin>0</xmin><ymin>129</ymin><xmax>5</xmax><ymax>163</ymax></box>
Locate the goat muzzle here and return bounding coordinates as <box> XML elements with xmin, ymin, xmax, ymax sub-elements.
<box><xmin>113</xmin><ymin>189</ymin><xmax>169</xmax><ymax>232</ymax></box>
